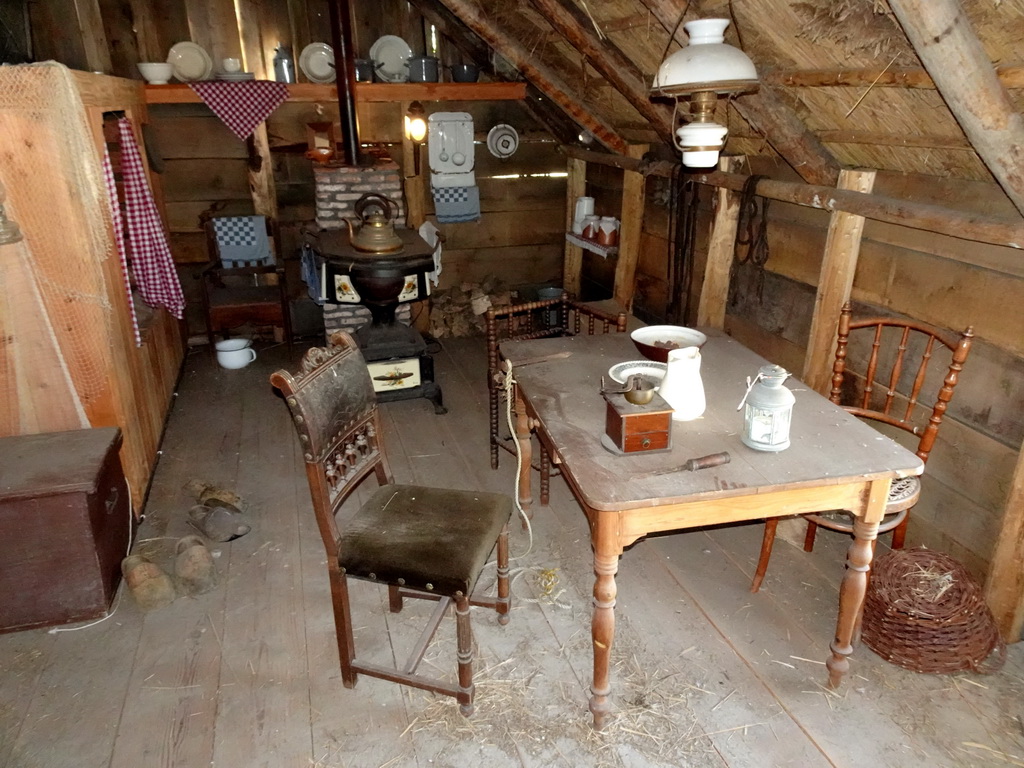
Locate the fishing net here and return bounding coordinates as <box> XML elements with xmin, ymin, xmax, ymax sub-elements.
<box><xmin>0</xmin><ymin>63</ymin><xmax>115</xmax><ymax>436</ymax></box>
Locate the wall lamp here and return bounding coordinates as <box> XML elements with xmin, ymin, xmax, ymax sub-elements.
<box><xmin>405</xmin><ymin>101</ymin><xmax>427</xmax><ymax>175</ymax></box>
<box><xmin>651</xmin><ymin>19</ymin><xmax>758</xmax><ymax>168</ymax></box>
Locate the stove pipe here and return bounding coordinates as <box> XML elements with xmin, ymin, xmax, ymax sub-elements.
<box><xmin>327</xmin><ymin>0</ymin><xmax>361</xmax><ymax>166</ymax></box>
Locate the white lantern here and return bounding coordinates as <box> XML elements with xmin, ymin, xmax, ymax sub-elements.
<box><xmin>739</xmin><ymin>364</ymin><xmax>794</xmax><ymax>452</ymax></box>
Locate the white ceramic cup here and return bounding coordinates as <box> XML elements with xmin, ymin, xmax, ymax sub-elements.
<box><xmin>222</xmin><ymin>57</ymin><xmax>242</xmax><ymax>73</ymax></box>
<box><xmin>215</xmin><ymin>338</ymin><xmax>256</xmax><ymax>369</ymax></box>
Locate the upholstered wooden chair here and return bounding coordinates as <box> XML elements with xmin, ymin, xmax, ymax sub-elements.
<box><xmin>200</xmin><ymin>215</ymin><xmax>293</xmax><ymax>356</ymax></box>
<box><xmin>751</xmin><ymin>303</ymin><xmax>973</xmax><ymax>592</ymax></box>
<box><xmin>271</xmin><ymin>332</ymin><xmax>512</xmax><ymax>715</ymax></box>
<box><xmin>486</xmin><ymin>293</ymin><xmax>627</xmax><ymax>504</ymax></box>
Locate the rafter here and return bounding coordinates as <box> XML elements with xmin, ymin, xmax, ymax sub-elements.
<box><xmin>434</xmin><ymin>0</ymin><xmax>628</xmax><ymax>153</ymax></box>
<box><xmin>888</xmin><ymin>0</ymin><xmax>1024</xmax><ymax>217</ymax></box>
<box><xmin>410</xmin><ymin>0</ymin><xmax>583</xmax><ymax>147</ymax></box>
<box><xmin>528</xmin><ymin>0</ymin><xmax>675</xmax><ymax>144</ymax></box>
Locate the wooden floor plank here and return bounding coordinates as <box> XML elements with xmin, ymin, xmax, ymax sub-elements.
<box><xmin>0</xmin><ymin>335</ymin><xmax>1021</xmax><ymax>768</ymax></box>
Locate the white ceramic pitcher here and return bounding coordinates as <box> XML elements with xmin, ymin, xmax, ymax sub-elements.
<box><xmin>658</xmin><ymin>346</ymin><xmax>706</xmax><ymax>421</ymax></box>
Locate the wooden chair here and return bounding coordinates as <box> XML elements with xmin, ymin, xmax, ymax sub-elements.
<box><xmin>270</xmin><ymin>332</ymin><xmax>512</xmax><ymax>715</ymax></box>
<box><xmin>486</xmin><ymin>293</ymin><xmax>627</xmax><ymax>504</ymax></box>
<box><xmin>751</xmin><ymin>302</ymin><xmax>973</xmax><ymax>592</ymax></box>
<box><xmin>199</xmin><ymin>215</ymin><xmax>293</xmax><ymax>356</ymax></box>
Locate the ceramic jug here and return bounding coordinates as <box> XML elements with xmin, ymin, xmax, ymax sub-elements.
<box><xmin>596</xmin><ymin>216</ymin><xmax>619</xmax><ymax>246</ymax></box>
<box><xmin>658</xmin><ymin>346</ymin><xmax>706</xmax><ymax>421</ymax></box>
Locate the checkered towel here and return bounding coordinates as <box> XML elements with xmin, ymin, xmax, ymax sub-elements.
<box><xmin>211</xmin><ymin>216</ymin><xmax>273</xmax><ymax>267</ymax></box>
<box><xmin>433</xmin><ymin>185</ymin><xmax>480</xmax><ymax>223</ymax></box>
<box><xmin>189</xmin><ymin>81</ymin><xmax>290</xmax><ymax>140</ymax></box>
<box><xmin>100</xmin><ymin>144</ymin><xmax>142</xmax><ymax>346</ymax></box>
<box><xmin>117</xmin><ymin>119</ymin><xmax>185</xmax><ymax>320</ymax></box>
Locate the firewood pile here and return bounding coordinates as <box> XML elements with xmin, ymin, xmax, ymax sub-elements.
<box><xmin>428</xmin><ymin>279</ymin><xmax>515</xmax><ymax>338</ymax></box>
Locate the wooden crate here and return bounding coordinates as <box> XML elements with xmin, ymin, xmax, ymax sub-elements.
<box><xmin>0</xmin><ymin>428</ymin><xmax>130</xmax><ymax>632</ymax></box>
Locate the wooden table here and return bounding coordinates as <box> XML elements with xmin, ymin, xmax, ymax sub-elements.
<box><xmin>502</xmin><ymin>330</ymin><xmax>924</xmax><ymax>730</ymax></box>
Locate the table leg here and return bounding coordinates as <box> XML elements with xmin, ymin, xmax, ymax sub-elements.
<box><xmin>513</xmin><ymin>390</ymin><xmax>533</xmax><ymax>516</ymax></box>
<box><xmin>589</xmin><ymin>548</ymin><xmax>618</xmax><ymax>730</ymax></box>
<box><xmin>827</xmin><ymin>514</ymin><xmax>879</xmax><ymax>688</ymax></box>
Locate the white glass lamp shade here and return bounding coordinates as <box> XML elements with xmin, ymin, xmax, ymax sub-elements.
<box><xmin>652</xmin><ymin>19</ymin><xmax>758</xmax><ymax>97</ymax></box>
<box><xmin>675</xmin><ymin>122</ymin><xmax>729</xmax><ymax>168</ymax></box>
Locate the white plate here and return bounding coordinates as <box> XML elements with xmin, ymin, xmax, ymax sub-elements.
<box><xmin>217</xmin><ymin>72</ymin><xmax>255</xmax><ymax>81</ymax></box>
<box><xmin>167</xmin><ymin>42</ymin><xmax>213</xmax><ymax>82</ymax></box>
<box><xmin>486</xmin><ymin>123</ymin><xmax>519</xmax><ymax>158</ymax></box>
<box><xmin>608</xmin><ymin>361</ymin><xmax>667</xmax><ymax>386</ymax></box>
<box><xmin>370</xmin><ymin>35</ymin><xmax>412</xmax><ymax>82</ymax></box>
<box><xmin>299</xmin><ymin>42</ymin><xmax>335</xmax><ymax>84</ymax></box>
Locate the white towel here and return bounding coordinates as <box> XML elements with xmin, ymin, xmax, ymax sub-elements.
<box><xmin>419</xmin><ymin>220</ymin><xmax>443</xmax><ymax>286</ymax></box>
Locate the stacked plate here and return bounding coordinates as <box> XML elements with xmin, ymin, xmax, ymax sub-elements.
<box><xmin>217</xmin><ymin>72</ymin><xmax>256</xmax><ymax>81</ymax></box>
<box><xmin>167</xmin><ymin>41</ymin><xmax>213</xmax><ymax>82</ymax></box>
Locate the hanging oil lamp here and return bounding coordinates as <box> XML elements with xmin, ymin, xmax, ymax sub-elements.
<box><xmin>737</xmin><ymin>364</ymin><xmax>795</xmax><ymax>451</ymax></box>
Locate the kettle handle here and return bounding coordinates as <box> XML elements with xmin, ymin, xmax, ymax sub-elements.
<box><xmin>354</xmin><ymin>193</ymin><xmax>398</xmax><ymax>223</ymax></box>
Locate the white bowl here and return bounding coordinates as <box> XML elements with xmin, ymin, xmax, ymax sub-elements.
<box><xmin>630</xmin><ymin>325</ymin><xmax>707</xmax><ymax>363</ymax></box>
<box><xmin>138</xmin><ymin>62</ymin><xmax>173</xmax><ymax>84</ymax></box>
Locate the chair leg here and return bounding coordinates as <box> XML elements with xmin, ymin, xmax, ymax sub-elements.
<box><xmin>388</xmin><ymin>584</ymin><xmax>403</xmax><ymax>613</ymax></box>
<box><xmin>890</xmin><ymin>514</ymin><xmax>908</xmax><ymax>550</ymax></box>
<box><xmin>489</xmin><ymin>385</ymin><xmax>500</xmax><ymax>470</ymax></box>
<box><xmin>751</xmin><ymin>518</ymin><xmax>779</xmax><ymax>593</ymax></box>
<box><xmin>329</xmin><ymin>567</ymin><xmax>358</xmax><ymax>688</ymax></box>
<box><xmin>455</xmin><ymin>594</ymin><xmax>475</xmax><ymax>717</ymax></box>
<box><xmin>540</xmin><ymin>444</ymin><xmax>551</xmax><ymax>507</ymax></box>
<box><xmin>803</xmin><ymin>519</ymin><xmax>819</xmax><ymax>552</ymax></box>
<box><xmin>496</xmin><ymin>522</ymin><xmax>511</xmax><ymax>625</ymax></box>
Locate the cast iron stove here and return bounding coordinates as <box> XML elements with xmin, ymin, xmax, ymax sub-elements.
<box><xmin>308</xmin><ymin>227</ymin><xmax>446</xmax><ymax>413</ymax></box>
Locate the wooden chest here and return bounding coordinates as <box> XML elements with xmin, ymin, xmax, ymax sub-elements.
<box><xmin>0</xmin><ymin>428</ymin><xmax>130</xmax><ymax>633</ymax></box>
<box><xmin>604</xmin><ymin>392</ymin><xmax>673</xmax><ymax>454</ymax></box>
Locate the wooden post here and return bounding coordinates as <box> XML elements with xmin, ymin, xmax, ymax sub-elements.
<box><xmin>613</xmin><ymin>144</ymin><xmax>648</xmax><ymax>311</ymax></box>
<box><xmin>697</xmin><ymin>155</ymin><xmax>744</xmax><ymax>329</ymax></box>
<box><xmin>246</xmin><ymin>125</ymin><xmax>278</xmax><ymax>221</ymax></box>
<box><xmin>985</xmin><ymin>443</ymin><xmax>1024</xmax><ymax>642</ymax></box>
<box><xmin>563</xmin><ymin>156</ymin><xmax>586</xmax><ymax>297</ymax></box>
<box><xmin>889</xmin><ymin>0</ymin><xmax>1024</xmax><ymax>217</ymax></box>
<box><xmin>400</xmin><ymin>102</ymin><xmax>426</xmax><ymax>229</ymax></box>
<box><xmin>802</xmin><ymin>168</ymin><xmax>876</xmax><ymax>393</ymax></box>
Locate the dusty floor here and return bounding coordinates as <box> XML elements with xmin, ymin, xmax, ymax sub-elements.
<box><xmin>1</xmin><ymin>336</ymin><xmax>1022</xmax><ymax>768</ymax></box>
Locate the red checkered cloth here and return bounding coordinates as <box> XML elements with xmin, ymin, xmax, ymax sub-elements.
<box><xmin>100</xmin><ymin>145</ymin><xmax>142</xmax><ymax>346</ymax></box>
<box><xmin>189</xmin><ymin>81</ymin><xmax>290</xmax><ymax>140</ymax></box>
<box><xmin>117</xmin><ymin>118</ymin><xmax>186</xmax><ymax>320</ymax></box>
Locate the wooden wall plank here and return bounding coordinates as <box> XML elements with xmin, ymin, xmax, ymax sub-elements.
<box><xmin>985</xmin><ymin>445</ymin><xmax>1024</xmax><ymax>641</ymax></box>
<box><xmin>612</xmin><ymin>143</ymin><xmax>648</xmax><ymax>310</ymax></box>
<box><xmin>563</xmin><ymin>156</ymin><xmax>586</xmax><ymax>296</ymax></box>
<box><xmin>697</xmin><ymin>155</ymin><xmax>744</xmax><ymax>329</ymax></box>
<box><xmin>160</xmin><ymin>159</ymin><xmax>252</xmax><ymax>200</ymax></box>
<box><xmin>802</xmin><ymin>168</ymin><xmax>876</xmax><ymax>393</ymax></box>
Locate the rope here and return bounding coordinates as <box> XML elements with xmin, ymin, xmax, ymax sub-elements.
<box><xmin>734</xmin><ymin>174</ymin><xmax>770</xmax><ymax>302</ymax></box>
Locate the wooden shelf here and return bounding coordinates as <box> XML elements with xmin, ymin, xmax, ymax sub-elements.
<box><xmin>566</xmin><ymin>233</ymin><xmax>618</xmax><ymax>257</ymax></box>
<box><xmin>145</xmin><ymin>81</ymin><xmax>526</xmax><ymax>105</ymax></box>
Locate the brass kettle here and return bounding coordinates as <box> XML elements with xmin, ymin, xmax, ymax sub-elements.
<box><xmin>345</xmin><ymin>193</ymin><xmax>403</xmax><ymax>254</ymax></box>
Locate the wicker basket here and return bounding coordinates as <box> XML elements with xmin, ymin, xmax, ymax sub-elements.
<box><xmin>861</xmin><ymin>548</ymin><xmax>1005</xmax><ymax>675</ymax></box>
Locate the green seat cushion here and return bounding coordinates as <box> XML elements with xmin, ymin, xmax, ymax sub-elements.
<box><xmin>339</xmin><ymin>485</ymin><xmax>513</xmax><ymax>597</ymax></box>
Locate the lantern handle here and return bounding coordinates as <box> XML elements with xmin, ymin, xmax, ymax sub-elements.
<box><xmin>736</xmin><ymin>373</ymin><xmax>761</xmax><ymax>411</ymax></box>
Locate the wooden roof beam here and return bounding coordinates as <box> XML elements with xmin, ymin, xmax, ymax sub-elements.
<box><xmin>433</xmin><ymin>0</ymin><xmax>628</xmax><ymax>154</ymax></box>
<box><xmin>636</xmin><ymin>0</ymin><xmax>840</xmax><ymax>186</ymax></box>
<box><xmin>527</xmin><ymin>0</ymin><xmax>676</xmax><ymax>145</ymax></box>
<box><xmin>560</xmin><ymin>145</ymin><xmax>1024</xmax><ymax>249</ymax></box>
<box><xmin>763</xmin><ymin>64</ymin><xmax>1024</xmax><ymax>90</ymax></box>
<box><xmin>410</xmin><ymin>0</ymin><xmax>583</xmax><ymax>147</ymax></box>
<box><xmin>889</xmin><ymin>0</ymin><xmax>1024</xmax><ymax>217</ymax></box>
